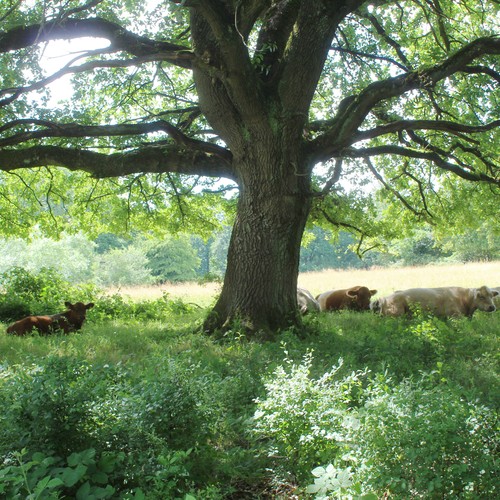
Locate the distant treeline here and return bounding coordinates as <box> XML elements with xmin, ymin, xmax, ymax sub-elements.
<box><xmin>0</xmin><ymin>224</ymin><xmax>498</xmax><ymax>286</ymax></box>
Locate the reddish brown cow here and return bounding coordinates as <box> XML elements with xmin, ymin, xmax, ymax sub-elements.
<box><xmin>316</xmin><ymin>286</ymin><xmax>377</xmax><ymax>312</ymax></box>
<box><xmin>6</xmin><ymin>301</ymin><xmax>94</xmax><ymax>336</ymax></box>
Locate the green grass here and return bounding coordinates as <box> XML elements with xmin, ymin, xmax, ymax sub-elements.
<box><xmin>0</xmin><ymin>308</ymin><xmax>498</xmax><ymax>499</ymax></box>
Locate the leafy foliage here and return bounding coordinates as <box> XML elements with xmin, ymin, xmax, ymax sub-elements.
<box><xmin>145</xmin><ymin>235</ymin><xmax>201</xmax><ymax>283</ymax></box>
<box><xmin>0</xmin><ymin>448</ymin><xmax>123</xmax><ymax>500</ymax></box>
<box><xmin>347</xmin><ymin>376</ymin><xmax>498</xmax><ymax>498</ymax></box>
<box><xmin>0</xmin><ymin>267</ymin><xmax>198</xmax><ymax>324</ymax></box>
<box><xmin>0</xmin><ymin>305</ymin><xmax>498</xmax><ymax>497</ymax></box>
<box><xmin>254</xmin><ymin>354</ymin><xmax>498</xmax><ymax>498</ymax></box>
<box><xmin>0</xmin><ymin>267</ymin><xmax>98</xmax><ymax>321</ymax></box>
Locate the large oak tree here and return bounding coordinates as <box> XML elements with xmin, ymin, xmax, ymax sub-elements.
<box><xmin>0</xmin><ymin>0</ymin><xmax>499</xmax><ymax>336</ymax></box>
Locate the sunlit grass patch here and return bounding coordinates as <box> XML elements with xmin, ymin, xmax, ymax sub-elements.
<box><xmin>109</xmin><ymin>261</ymin><xmax>500</xmax><ymax>304</ymax></box>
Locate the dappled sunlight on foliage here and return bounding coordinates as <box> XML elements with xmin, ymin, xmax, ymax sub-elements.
<box><xmin>1</xmin><ymin>300</ymin><xmax>498</xmax><ymax>497</ymax></box>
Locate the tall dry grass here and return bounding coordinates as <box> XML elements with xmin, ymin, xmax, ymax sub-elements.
<box><xmin>108</xmin><ymin>261</ymin><xmax>500</xmax><ymax>304</ymax></box>
<box><xmin>299</xmin><ymin>261</ymin><xmax>500</xmax><ymax>297</ymax></box>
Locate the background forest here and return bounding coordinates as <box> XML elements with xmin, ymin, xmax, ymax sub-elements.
<box><xmin>0</xmin><ymin>222</ymin><xmax>498</xmax><ymax>287</ymax></box>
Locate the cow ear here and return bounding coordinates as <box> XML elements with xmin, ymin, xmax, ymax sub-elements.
<box><xmin>346</xmin><ymin>290</ymin><xmax>357</xmax><ymax>298</ymax></box>
<box><xmin>86</xmin><ymin>303</ymin><xmax>95</xmax><ymax>309</ymax></box>
<box><xmin>370</xmin><ymin>289</ymin><xmax>378</xmax><ymax>296</ymax></box>
<box><xmin>492</xmin><ymin>290</ymin><xmax>499</xmax><ymax>297</ymax></box>
<box><xmin>64</xmin><ymin>301</ymin><xmax>73</xmax><ymax>308</ymax></box>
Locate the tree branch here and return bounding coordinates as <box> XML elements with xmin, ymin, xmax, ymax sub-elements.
<box><xmin>329</xmin><ymin>44</ymin><xmax>408</xmax><ymax>71</ymax></box>
<box><xmin>319</xmin><ymin>208</ymin><xmax>379</xmax><ymax>257</ymax></box>
<box><xmin>0</xmin><ymin>119</ymin><xmax>231</xmax><ymax>161</ymax></box>
<box><xmin>344</xmin><ymin>145</ymin><xmax>500</xmax><ymax>184</ymax></box>
<box><xmin>462</xmin><ymin>65</ymin><xmax>500</xmax><ymax>84</ymax></box>
<box><xmin>277</xmin><ymin>0</ymin><xmax>364</xmax><ymax>117</ymax></box>
<box><xmin>253</xmin><ymin>0</ymin><xmax>301</xmax><ymax>83</ymax></box>
<box><xmin>0</xmin><ymin>18</ymin><xmax>194</xmax><ymax>68</ymax></box>
<box><xmin>190</xmin><ymin>1</ymin><xmax>268</xmax><ymax>125</ymax></box>
<box><xmin>361</xmin><ymin>10</ymin><xmax>413</xmax><ymax>69</ymax></box>
<box><xmin>363</xmin><ymin>157</ymin><xmax>432</xmax><ymax>219</ymax></box>
<box><xmin>309</xmin><ymin>35</ymin><xmax>500</xmax><ymax>161</ymax></box>
<box><xmin>0</xmin><ymin>144</ymin><xmax>236</xmax><ymax>181</ymax></box>
<box><xmin>0</xmin><ymin>49</ymin><xmax>187</xmax><ymax>107</ymax></box>
<box><xmin>352</xmin><ymin>119</ymin><xmax>500</xmax><ymax>143</ymax></box>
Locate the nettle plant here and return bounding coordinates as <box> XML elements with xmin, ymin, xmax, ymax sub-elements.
<box><xmin>252</xmin><ymin>352</ymin><xmax>498</xmax><ymax>498</ymax></box>
<box><xmin>345</xmin><ymin>376</ymin><xmax>498</xmax><ymax>498</ymax></box>
<box><xmin>251</xmin><ymin>352</ymin><xmax>368</xmax><ymax>482</ymax></box>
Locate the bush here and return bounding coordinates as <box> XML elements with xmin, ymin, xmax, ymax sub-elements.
<box><xmin>252</xmin><ymin>352</ymin><xmax>367</xmax><ymax>482</ymax></box>
<box><xmin>0</xmin><ymin>357</ymin><xmax>122</xmax><ymax>457</ymax></box>
<box><xmin>0</xmin><ymin>448</ymin><xmax>124</xmax><ymax>500</ymax></box>
<box><xmin>0</xmin><ymin>355</ymin><xmax>224</xmax><ymax>498</ymax></box>
<box><xmin>252</xmin><ymin>352</ymin><xmax>498</xmax><ymax>498</ymax></box>
<box><xmin>0</xmin><ymin>267</ymin><xmax>195</xmax><ymax>325</ymax></box>
<box><xmin>0</xmin><ymin>267</ymin><xmax>99</xmax><ymax>322</ymax></box>
<box><xmin>346</xmin><ymin>376</ymin><xmax>499</xmax><ymax>498</ymax></box>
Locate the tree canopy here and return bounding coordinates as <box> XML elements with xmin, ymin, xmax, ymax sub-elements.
<box><xmin>0</xmin><ymin>0</ymin><xmax>499</xmax><ymax>335</ymax></box>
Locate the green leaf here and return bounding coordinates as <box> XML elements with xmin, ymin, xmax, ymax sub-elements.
<box><xmin>47</xmin><ymin>478</ymin><xmax>65</xmax><ymax>488</ymax></box>
<box><xmin>62</xmin><ymin>464</ymin><xmax>88</xmax><ymax>487</ymax></box>
<box><xmin>91</xmin><ymin>471</ymin><xmax>109</xmax><ymax>484</ymax></box>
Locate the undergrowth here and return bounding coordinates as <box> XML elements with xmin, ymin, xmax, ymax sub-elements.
<box><xmin>0</xmin><ymin>268</ymin><xmax>498</xmax><ymax>498</ymax></box>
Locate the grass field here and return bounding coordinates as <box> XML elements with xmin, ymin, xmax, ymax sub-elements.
<box><xmin>108</xmin><ymin>261</ymin><xmax>500</xmax><ymax>304</ymax></box>
<box><xmin>1</xmin><ymin>261</ymin><xmax>499</xmax><ymax>499</ymax></box>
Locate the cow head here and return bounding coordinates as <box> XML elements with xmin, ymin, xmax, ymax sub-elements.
<box><xmin>473</xmin><ymin>286</ymin><xmax>498</xmax><ymax>313</ymax></box>
<box><xmin>64</xmin><ymin>301</ymin><xmax>95</xmax><ymax>329</ymax></box>
<box><xmin>346</xmin><ymin>286</ymin><xmax>378</xmax><ymax>310</ymax></box>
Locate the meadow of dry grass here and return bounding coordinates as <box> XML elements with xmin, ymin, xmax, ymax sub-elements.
<box><xmin>108</xmin><ymin>261</ymin><xmax>500</xmax><ymax>305</ymax></box>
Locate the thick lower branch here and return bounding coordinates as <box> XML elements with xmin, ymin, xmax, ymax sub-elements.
<box><xmin>0</xmin><ymin>18</ymin><xmax>194</xmax><ymax>68</ymax></box>
<box><xmin>0</xmin><ymin>145</ymin><xmax>236</xmax><ymax>180</ymax></box>
<box><xmin>0</xmin><ymin>120</ymin><xmax>232</xmax><ymax>162</ymax></box>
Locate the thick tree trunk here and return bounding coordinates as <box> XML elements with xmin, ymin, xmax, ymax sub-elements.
<box><xmin>203</xmin><ymin>155</ymin><xmax>312</xmax><ymax>338</ymax></box>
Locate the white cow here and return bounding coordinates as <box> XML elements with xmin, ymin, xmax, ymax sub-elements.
<box><xmin>372</xmin><ymin>285</ymin><xmax>498</xmax><ymax>318</ymax></box>
<box><xmin>492</xmin><ymin>287</ymin><xmax>500</xmax><ymax>308</ymax></box>
<box><xmin>297</xmin><ymin>287</ymin><xmax>320</xmax><ymax>315</ymax></box>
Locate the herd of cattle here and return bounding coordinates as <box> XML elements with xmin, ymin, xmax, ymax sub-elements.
<box><xmin>298</xmin><ymin>285</ymin><xmax>499</xmax><ymax>318</ymax></box>
<box><xmin>3</xmin><ymin>285</ymin><xmax>499</xmax><ymax>336</ymax></box>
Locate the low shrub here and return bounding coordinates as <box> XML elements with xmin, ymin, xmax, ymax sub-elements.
<box><xmin>346</xmin><ymin>375</ymin><xmax>499</xmax><ymax>498</ymax></box>
<box><xmin>0</xmin><ymin>357</ymin><xmax>123</xmax><ymax>456</ymax></box>
<box><xmin>0</xmin><ymin>267</ymin><xmax>99</xmax><ymax>322</ymax></box>
<box><xmin>0</xmin><ymin>448</ymin><xmax>128</xmax><ymax>500</ymax></box>
<box><xmin>252</xmin><ymin>351</ymin><xmax>498</xmax><ymax>498</ymax></box>
<box><xmin>0</xmin><ymin>354</ymin><xmax>239</xmax><ymax>498</ymax></box>
<box><xmin>252</xmin><ymin>352</ymin><xmax>368</xmax><ymax>483</ymax></box>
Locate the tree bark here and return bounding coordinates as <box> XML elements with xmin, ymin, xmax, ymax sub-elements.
<box><xmin>203</xmin><ymin>154</ymin><xmax>312</xmax><ymax>338</ymax></box>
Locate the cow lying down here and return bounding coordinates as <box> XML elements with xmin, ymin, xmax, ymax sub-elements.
<box><xmin>316</xmin><ymin>286</ymin><xmax>377</xmax><ymax>312</ymax></box>
<box><xmin>371</xmin><ymin>286</ymin><xmax>498</xmax><ymax>318</ymax></box>
<box><xmin>6</xmin><ymin>301</ymin><xmax>94</xmax><ymax>336</ymax></box>
<box><xmin>297</xmin><ymin>287</ymin><xmax>320</xmax><ymax>315</ymax></box>
<box><xmin>492</xmin><ymin>287</ymin><xmax>500</xmax><ymax>307</ymax></box>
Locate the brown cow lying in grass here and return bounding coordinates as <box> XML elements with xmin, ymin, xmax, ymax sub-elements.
<box><xmin>6</xmin><ymin>301</ymin><xmax>94</xmax><ymax>336</ymax></box>
<box><xmin>316</xmin><ymin>286</ymin><xmax>377</xmax><ymax>312</ymax></box>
